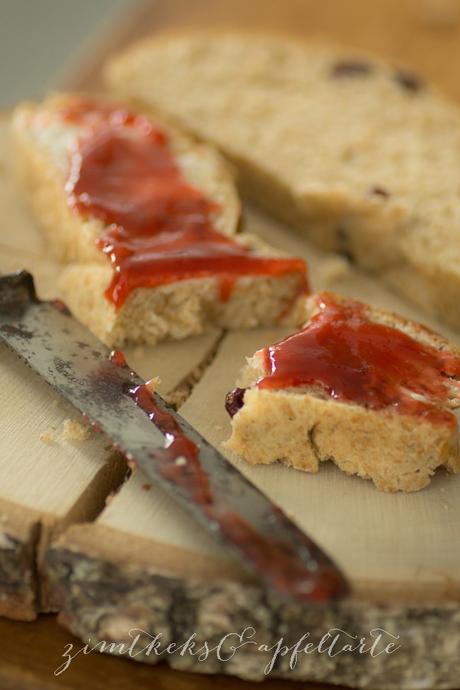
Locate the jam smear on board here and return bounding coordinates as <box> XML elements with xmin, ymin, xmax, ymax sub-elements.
<box><xmin>62</xmin><ymin>98</ymin><xmax>308</xmax><ymax>309</ymax></box>
<box><xmin>257</xmin><ymin>292</ymin><xmax>460</xmax><ymax>424</ymax></box>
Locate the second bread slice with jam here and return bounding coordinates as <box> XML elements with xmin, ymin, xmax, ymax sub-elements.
<box><xmin>225</xmin><ymin>292</ymin><xmax>460</xmax><ymax>492</ymax></box>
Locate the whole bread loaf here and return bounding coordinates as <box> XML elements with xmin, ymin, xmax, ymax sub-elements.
<box><xmin>106</xmin><ymin>32</ymin><xmax>460</xmax><ymax>331</ymax></box>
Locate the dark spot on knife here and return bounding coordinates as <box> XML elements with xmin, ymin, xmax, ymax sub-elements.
<box><xmin>86</xmin><ymin>366</ymin><xmax>130</xmax><ymax>408</ymax></box>
<box><xmin>54</xmin><ymin>357</ymin><xmax>79</xmax><ymax>384</ymax></box>
<box><xmin>0</xmin><ymin>323</ymin><xmax>34</xmax><ymax>340</ymax></box>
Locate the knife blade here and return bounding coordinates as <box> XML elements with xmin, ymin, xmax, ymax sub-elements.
<box><xmin>0</xmin><ymin>271</ymin><xmax>348</xmax><ymax>603</ymax></box>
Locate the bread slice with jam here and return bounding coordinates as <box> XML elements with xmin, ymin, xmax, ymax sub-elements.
<box><xmin>11</xmin><ymin>95</ymin><xmax>308</xmax><ymax>346</ymax></box>
<box><xmin>224</xmin><ymin>292</ymin><xmax>460</xmax><ymax>492</ymax></box>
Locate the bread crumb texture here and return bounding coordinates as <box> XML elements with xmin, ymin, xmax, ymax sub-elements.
<box><xmin>61</xmin><ymin>419</ymin><xmax>90</xmax><ymax>442</ymax></box>
<box><xmin>39</xmin><ymin>428</ymin><xmax>55</xmax><ymax>444</ymax></box>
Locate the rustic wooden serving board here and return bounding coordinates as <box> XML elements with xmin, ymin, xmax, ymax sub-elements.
<box><xmin>2</xmin><ymin>0</ymin><xmax>460</xmax><ymax>688</ymax></box>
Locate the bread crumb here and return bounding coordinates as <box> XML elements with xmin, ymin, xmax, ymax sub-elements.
<box><xmin>317</xmin><ymin>256</ymin><xmax>351</xmax><ymax>286</ymax></box>
<box><xmin>145</xmin><ymin>376</ymin><xmax>161</xmax><ymax>394</ymax></box>
<box><xmin>61</xmin><ymin>419</ymin><xmax>90</xmax><ymax>441</ymax></box>
<box><xmin>164</xmin><ymin>388</ymin><xmax>187</xmax><ymax>409</ymax></box>
<box><xmin>39</xmin><ymin>428</ymin><xmax>55</xmax><ymax>444</ymax></box>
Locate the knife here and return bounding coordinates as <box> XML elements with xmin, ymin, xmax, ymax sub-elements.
<box><xmin>0</xmin><ymin>271</ymin><xmax>348</xmax><ymax>603</ymax></box>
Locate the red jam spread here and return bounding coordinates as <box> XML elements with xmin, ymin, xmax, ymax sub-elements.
<box><xmin>61</xmin><ymin>98</ymin><xmax>308</xmax><ymax>308</ymax></box>
<box><xmin>257</xmin><ymin>292</ymin><xmax>460</xmax><ymax>425</ymax></box>
<box><xmin>129</xmin><ymin>383</ymin><xmax>212</xmax><ymax>504</ymax></box>
<box><xmin>109</xmin><ymin>349</ymin><xmax>127</xmax><ymax>368</ymax></box>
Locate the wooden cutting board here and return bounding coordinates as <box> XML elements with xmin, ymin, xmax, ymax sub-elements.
<box><xmin>2</xmin><ymin>1</ymin><xmax>460</xmax><ymax>688</ymax></box>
